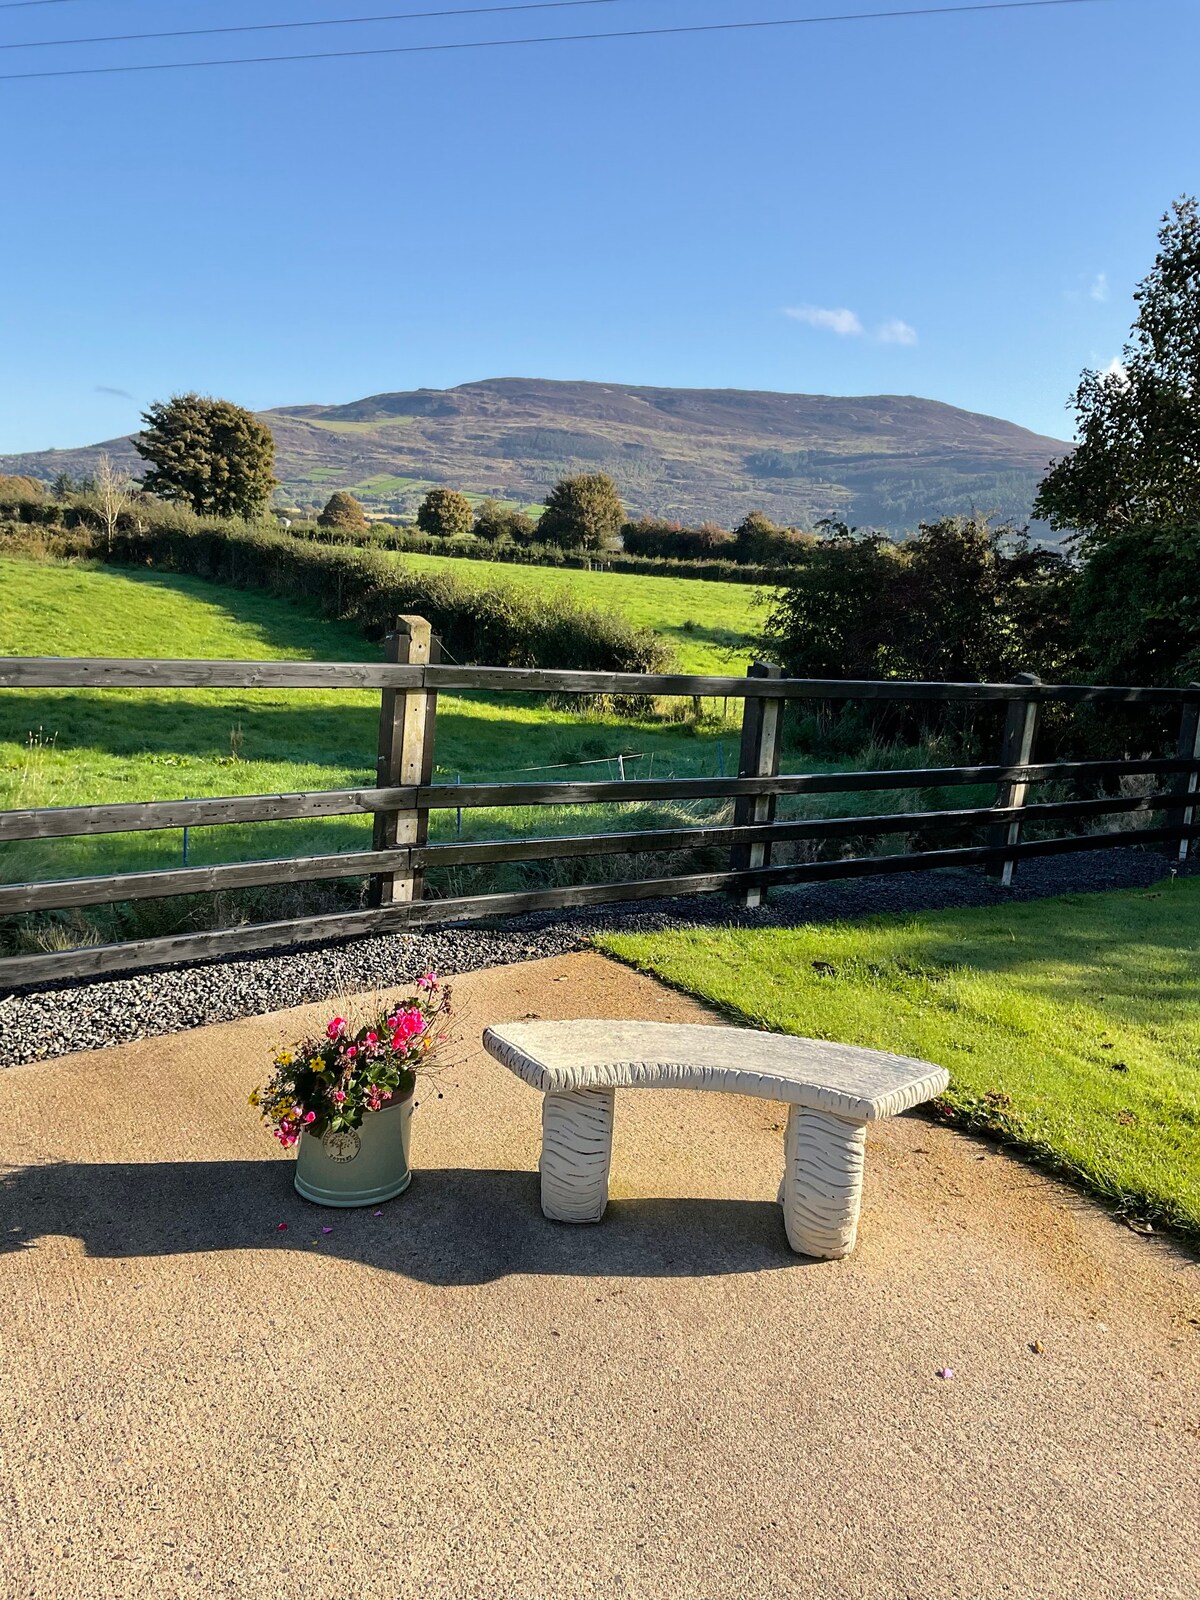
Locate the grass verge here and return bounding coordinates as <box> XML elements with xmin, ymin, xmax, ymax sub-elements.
<box><xmin>596</xmin><ymin>880</ymin><xmax>1200</xmax><ymax>1239</ymax></box>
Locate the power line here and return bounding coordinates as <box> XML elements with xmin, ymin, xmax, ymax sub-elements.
<box><xmin>0</xmin><ymin>1</ymin><xmax>1120</xmax><ymax>83</ymax></box>
<box><xmin>1</xmin><ymin>0</ymin><xmax>633</xmax><ymax>52</ymax></box>
<box><xmin>0</xmin><ymin>0</ymin><xmax>121</xmax><ymax>9</ymax></box>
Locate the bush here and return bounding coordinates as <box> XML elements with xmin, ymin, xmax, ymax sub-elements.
<box><xmin>622</xmin><ymin>517</ymin><xmax>736</xmax><ymax>561</ymax></box>
<box><xmin>416</xmin><ymin>488</ymin><xmax>473</xmax><ymax>539</ymax></box>
<box><xmin>0</xmin><ymin>474</ymin><xmax>44</xmax><ymax>504</ymax></box>
<box><xmin>317</xmin><ymin>491</ymin><xmax>368</xmax><ymax>531</ymax></box>
<box><xmin>732</xmin><ymin>511</ymin><xmax>813</xmax><ymax>565</ymax></box>
<box><xmin>473</xmin><ymin>498</ymin><xmax>537</xmax><ymax>544</ymax></box>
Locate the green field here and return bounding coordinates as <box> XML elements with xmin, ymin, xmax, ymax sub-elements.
<box><xmin>599</xmin><ymin>882</ymin><xmax>1200</xmax><ymax>1237</ymax></box>
<box><xmin>388</xmin><ymin>549</ymin><xmax>768</xmax><ymax>674</ymax></box>
<box><xmin>0</xmin><ymin>554</ymin><xmax>983</xmax><ymax>949</ymax></box>
<box><xmin>0</xmin><ymin>555</ymin><xmax>758</xmax><ymax>892</ymax></box>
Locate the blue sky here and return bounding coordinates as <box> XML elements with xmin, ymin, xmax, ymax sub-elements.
<box><xmin>2</xmin><ymin>0</ymin><xmax>1197</xmax><ymax>453</ymax></box>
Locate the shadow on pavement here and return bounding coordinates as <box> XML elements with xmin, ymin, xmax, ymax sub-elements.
<box><xmin>1</xmin><ymin>1159</ymin><xmax>809</xmax><ymax>1282</ymax></box>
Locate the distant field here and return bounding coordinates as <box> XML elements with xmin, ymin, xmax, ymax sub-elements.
<box><xmin>391</xmin><ymin>549</ymin><xmax>769</xmax><ymax>673</ymax></box>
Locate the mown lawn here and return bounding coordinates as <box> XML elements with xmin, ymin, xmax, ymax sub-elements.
<box><xmin>597</xmin><ymin>881</ymin><xmax>1200</xmax><ymax>1237</ymax></box>
<box><xmin>388</xmin><ymin>548</ymin><xmax>768</xmax><ymax>673</ymax></box>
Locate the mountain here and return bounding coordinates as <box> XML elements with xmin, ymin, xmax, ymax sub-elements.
<box><xmin>0</xmin><ymin>377</ymin><xmax>1071</xmax><ymax>534</ymax></box>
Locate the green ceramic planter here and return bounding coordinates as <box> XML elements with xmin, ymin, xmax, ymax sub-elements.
<box><xmin>293</xmin><ymin>1094</ymin><xmax>413</xmax><ymax>1207</ymax></box>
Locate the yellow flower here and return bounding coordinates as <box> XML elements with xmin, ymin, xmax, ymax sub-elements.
<box><xmin>248</xmin><ymin>1090</ymin><xmax>260</xmax><ymax>1107</ymax></box>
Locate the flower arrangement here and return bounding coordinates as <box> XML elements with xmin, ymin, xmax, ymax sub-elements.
<box><xmin>251</xmin><ymin>972</ymin><xmax>450</xmax><ymax>1149</ymax></box>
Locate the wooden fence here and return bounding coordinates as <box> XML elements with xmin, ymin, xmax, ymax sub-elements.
<box><xmin>1</xmin><ymin>614</ymin><xmax>1198</xmax><ymax>991</ymax></box>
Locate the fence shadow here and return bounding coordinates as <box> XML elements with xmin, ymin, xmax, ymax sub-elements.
<box><xmin>0</xmin><ymin>1159</ymin><xmax>806</xmax><ymax>1283</ymax></box>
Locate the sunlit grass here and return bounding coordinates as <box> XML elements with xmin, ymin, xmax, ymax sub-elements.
<box><xmin>598</xmin><ymin>879</ymin><xmax>1200</xmax><ymax>1237</ymax></box>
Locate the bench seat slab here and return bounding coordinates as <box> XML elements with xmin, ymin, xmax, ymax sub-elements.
<box><xmin>483</xmin><ymin>1020</ymin><xmax>950</xmax><ymax>1259</ymax></box>
<box><xmin>483</xmin><ymin>1020</ymin><xmax>947</xmax><ymax>1123</ymax></box>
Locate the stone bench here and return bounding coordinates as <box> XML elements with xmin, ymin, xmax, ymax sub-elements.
<box><xmin>482</xmin><ymin>1021</ymin><xmax>949</xmax><ymax>1259</ymax></box>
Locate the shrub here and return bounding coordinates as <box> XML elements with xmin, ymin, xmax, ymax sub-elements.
<box><xmin>473</xmin><ymin>498</ymin><xmax>537</xmax><ymax>544</ymax></box>
<box><xmin>0</xmin><ymin>475</ymin><xmax>44</xmax><ymax>504</ymax></box>
<box><xmin>416</xmin><ymin>487</ymin><xmax>473</xmax><ymax>539</ymax></box>
<box><xmin>317</xmin><ymin>491</ymin><xmax>368</xmax><ymax>531</ymax></box>
<box><xmin>622</xmin><ymin>517</ymin><xmax>735</xmax><ymax>561</ymax></box>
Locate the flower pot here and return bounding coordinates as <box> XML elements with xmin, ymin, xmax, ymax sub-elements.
<box><xmin>293</xmin><ymin>1094</ymin><xmax>413</xmax><ymax>1207</ymax></box>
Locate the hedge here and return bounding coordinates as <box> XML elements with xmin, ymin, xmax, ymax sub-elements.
<box><xmin>284</xmin><ymin>518</ymin><xmax>789</xmax><ymax>585</ymax></box>
<box><xmin>0</xmin><ymin>514</ymin><xmax>677</xmax><ymax>712</ymax></box>
<box><xmin>0</xmin><ymin>493</ymin><xmax>793</xmax><ymax>585</ymax></box>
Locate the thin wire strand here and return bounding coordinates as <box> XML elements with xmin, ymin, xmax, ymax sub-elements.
<box><xmin>0</xmin><ymin>1</ymin><xmax>1120</xmax><ymax>83</ymax></box>
<box><xmin>1</xmin><ymin>0</ymin><xmax>633</xmax><ymax>52</ymax></box>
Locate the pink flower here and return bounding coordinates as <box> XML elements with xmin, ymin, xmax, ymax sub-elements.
<box><xmin>326</xmin><ymin>1017</ymin><xmax>347</xmax><ymax>1040</ymax></box>
<box><xmin>390</xmin><ymin>1007</ymin><xmax>424</xmax><ymax>1048</ymax></box>
<box><xmin>417</xmin><ymin>971</ymin><xmax>438</xmax><ymax>991</ymax></box>
<box><xmin>364</xmin><ymin>1031</ymin><xmax>378</xmax><ymax>1047</ymax></box>
<box><xmin>332</xmin><ymin>1090</ymin><xmax>346</xmax><ymax>1105</ymax></box>
<box><xmin>303</xmin><ymin>1111</ymin><xmax>317</xmax><ymax>1124</ymax></box>
<box><xmin>344</xmin><ymin>1045</ymin><xmax>358</xmax><ymax>1060</ymax></box>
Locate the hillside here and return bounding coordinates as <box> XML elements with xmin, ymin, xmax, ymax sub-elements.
<box><xmin>0</xmin><ymin>376</ymin><xmax>1071</xmax><ymax>533</ymax></box>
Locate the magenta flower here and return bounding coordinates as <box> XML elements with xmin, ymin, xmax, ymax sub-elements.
<box><xmin>303</xmin><ymin>1110</ymin><xmax>316</xmax><ymax>1124</ymax></box>
<box><xmin>417</xmin><ymin>971</ymin><xmax>438</xmax><ymax>991</ymax></box>
<box><xmin>332</xmin><ymin>1089</ymin><xmax>346</xmax><ymax>1105</ymax></box>
<box><xmin>326</xmin><ymin>1017</ymin><xmax>347</xmax><ymax>1040</ymax></box>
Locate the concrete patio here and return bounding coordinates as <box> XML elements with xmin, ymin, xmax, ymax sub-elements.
<box><xmin>2</xmin><ymin>950</ymin><xmax>1197</xmax><ymax>1600</ymax></box>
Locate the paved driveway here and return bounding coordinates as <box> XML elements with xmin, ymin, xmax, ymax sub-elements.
<box><xmin>2</xmin><ymin>952</ymin><xmax>1197</xmax><ymax>1599</ymax></box>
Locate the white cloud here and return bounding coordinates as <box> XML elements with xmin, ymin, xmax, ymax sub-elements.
<box><xmin>1090</xmin><ymin>272</ymin><xmax>1110</xmax><ymax>303</ymax></box>
<box><xmin>1101</xmin><ymin>356</ymin><xmax>1129</xmax><ymax>384</ymax></box>
<box><xmin>784</xmin><ymin>304</ymin><xmax>864</xmax><ymax>336</ymax></box>
<box><xmin>877</xmin><ymin>318</ymin><xmax>918</xmax><ymax>346</ymax></box>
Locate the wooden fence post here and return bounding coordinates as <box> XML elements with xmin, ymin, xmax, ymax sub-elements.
<box><xmin>731</xmin><ymin>660</ymin><xmax>784</xmax><ymax>907</ymax></box>
<box><xmin>368</xmin><ymin>616</ymin><xmax>438</xmax><ymax>908</ymax></box>
<box><xmin>1166</xmin><ymin>683</ymin><xmax>1200</xmax><ymax>863</ymax></box>
<box><xmin>988</xmin><ymin>670</ymin><xmax>1041</xmax><ymax>887</ymax></box>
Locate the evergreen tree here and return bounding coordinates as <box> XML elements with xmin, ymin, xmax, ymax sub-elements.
<box><xmin>134</xmin><ymin>394</ymin><xmax>276</xmax><ymax>519</ymax></box>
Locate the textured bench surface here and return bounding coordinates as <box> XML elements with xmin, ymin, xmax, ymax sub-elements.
<box><xmin>483</xmin><ymin>1020</ymin><xmax>948</xmax><ymax>1123</ymax></box>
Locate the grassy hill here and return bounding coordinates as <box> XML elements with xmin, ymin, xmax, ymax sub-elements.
<box><xmin>0</xmin><ymin>376</ymin><xmax>1071</xmax><ymax>535</ymax></box>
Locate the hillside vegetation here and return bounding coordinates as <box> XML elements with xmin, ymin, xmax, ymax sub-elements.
<box><xmin>0</xmin><ymin>376</ymin><xmax>1071</xmax><ymax>535</ymax></box>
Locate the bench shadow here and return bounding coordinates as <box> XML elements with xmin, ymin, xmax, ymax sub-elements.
<box><xmin>0</xmin><ymin>1160</ymin><xmax>809</xmax><ymax>1282</ymax></box>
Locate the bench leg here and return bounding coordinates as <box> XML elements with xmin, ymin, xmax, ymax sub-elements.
<box><xmin>780</xmin><ymin>1105</ymin><xmax>867</xmax><ymax>1260</ymax></box>
<box><xmin>540</xmin><ymin>1087</ymin><xmax>615</xmax><ymax>1223</ymax></box>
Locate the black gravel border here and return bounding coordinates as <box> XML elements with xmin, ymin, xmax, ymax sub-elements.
<box><xmin>1</xmin><ymin>848</ymin><xmax>1191</xmax><ymax>1067</ymax></box>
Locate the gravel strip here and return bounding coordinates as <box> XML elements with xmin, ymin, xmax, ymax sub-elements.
<box><xmin>0</xmin><ymin>848</ymin><xmax>1191</xmax><ymax>1066</ymax></box>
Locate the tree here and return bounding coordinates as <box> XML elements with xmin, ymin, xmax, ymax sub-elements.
<box><xmin>1035</xmin><ymin>197</ymin><xmax>1200</xmax><ymax>542</ymax></box>
<box><xmin>473</xmin><ymin>498</ymin><xmax>536</xmax><ymax>543</ymax></box>
<box><xmin>416</xmin><ymin>487</ymin><xmax>473</xmax><ymax>539</ymax></box>
<box><xmin>317</xmin><ymin>491</ymin><xmax>368</xmax><ymax>532</ymax></box>
<box><xmin>762</xmin><ymin>516</ymin><xmax>1077</xmax><ymax>685</ymax></box>
<box><xmin>538</xmin><ymin>473</ymin><xmax>624</xmax><ymax>551</ymax></box>
<box><xmin>93</xmin><ymin>452</ymin><xmax>134</xmax><ymax>549</ymax></box>
<box><xmin>134</xmin><ymin>393</ymin><xmax>276</xmax><ymax>519</ymax></box>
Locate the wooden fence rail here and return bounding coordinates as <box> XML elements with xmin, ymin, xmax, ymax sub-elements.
<box><xmin>2</xmin><ymin>622</ymin><xmax>1198</xmax><ymax>992</ymax></box>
